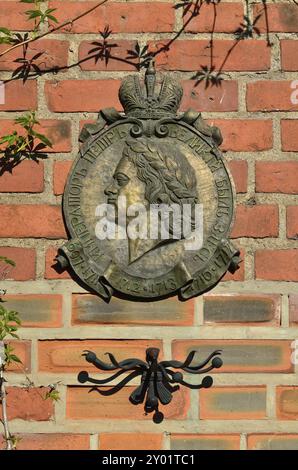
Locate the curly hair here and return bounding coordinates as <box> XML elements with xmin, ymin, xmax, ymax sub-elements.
<box><xmin>123</xmin><ymin>138</ymin><xmax>198</xmax><ymax>235</ymax></box>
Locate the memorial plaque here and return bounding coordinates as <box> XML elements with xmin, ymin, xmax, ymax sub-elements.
<box><xmin>58</xmin><ymin>62</ymin><xmax>240</xmax><ymax>301</ymax></box>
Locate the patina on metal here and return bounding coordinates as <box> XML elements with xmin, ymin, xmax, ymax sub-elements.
<box><xmin>78</xmin><ymin>347</ymin><xmax>223</xmax><ymax>423</ymax></box>
<box><xmin>57</xmin><ymin>61</ymin><xmax>240</xmax><ymax>301</ymax></box>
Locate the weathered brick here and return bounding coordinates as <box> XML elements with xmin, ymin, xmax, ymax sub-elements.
<box><xmin>171</xmin><ymin>434</ymin><xmax>240</xmax><ymax>451</ymax></box>
<box><xmin>79</xmin><ymin>40</ymin><xmax>139</xmax><ymax>71</ymax></box>
<box><xmin>5</xmin><ymin>340</ymin><xmax>31</xmax><ymax>373</ymax></box>
<box><xmin>8</xmin><ymin>433</ymin><xmax>90</xmax><ymax>450</ymax></box>
<box><xmin>172</xmin><ymin>340</ymin><xmax>292</xmax><ymax>373</ymax></box>
<box><xmin>0</xmin><ymin>160</ymin><xmax>44</xmax><ymax>193</ymax></box>
<box><xmin>203</xmin><ymin>294</ymin><xmax>281</xmax><ymax>326</ymax></box>
<box><xmin>248</xmin><ymin>434</ymin><xmax>298</xmax><ymax>450</ymax></box>
<box><xmin>200</xmin><ymin>386</ymin><xmax>267</xmax><ymax>420</ymax></box>
<box><xmin>247</xmin><ymin>81</ymin><xmax>298</xmax><ymax>112</ymax></box>
<box><xmin>0</xmin><ymin>1</ymin><xmax>35</xmax><ymax>30</ymax></box>
<box><xmin>49</xmin><ymin>1</ymin><xmax>175</xmax><ymax>33</ymax></box>
<box><xmin>281</xmin><ymin>40</ymin><xmax>298</xmax><ymax>71</ymax></box>
<box><xmin>100</xmin><ymin>434</ymin><xmax>163</xmax><ymax>450</ymax></box>
<box><xmin>287</xmin><ymin>206</ymin><xmax>298</xmax><ymax>240</ymax></box>
<box><xmin>0</xmin><ymin>247</ymin><xmax>36</xmax><ymax>281</ymax></box>
<box><xmin>181</xmin><ymin>80</ymin><xmax>238</xmax><ymax>113</ymax></box>
<box><xmin>253</xmin><ymin>4</ymin><xmax>298</xmax><ymax>33</ymax></box>
<box><xmin>38</xmin><ymin>339</ymin><xmax>163</xmax><ymax>373</ymax></box>
<box><xmin>45</xmin><ymin>80</ymin><xmax>121</xmax><ymax>112</ymax></box>
<box><xmin>53</xmin><ymin>161</ymin><xmax>72</xmax><ymax>196</ymax></box>
<box><xmin>67</xmin><ymin>386</ymin><xmax>189</xmax><ymax>420</ymax></box>
<box><xmin>289</xmin><ymin>295</ymin><xmax>298</xmax><ymax>325</ymax></box>
<box><xmin>0</xmin><ymin>80</ymin><xmax>37</xmax><ymax>111</ymax></box>
<box><xmin>256</xmin><ymin>162</ymin><xmax>298</xmax><ymax>194</ymax></box>
<box><xmin>281</xmin><ymin>121</ymin><xmax>298</xmax><ymax>151</ymax></box>
<box><xmin>210</xmin><ymin>119</ymin><xmax>273</xmax><ymax>152</ymax></box>
<box><xmin>231</xmin><ymin>205</ymin><xmax>279</xmax><ymax>238</ymax></box>
<box><xmin>2</xmin><ymin>387</ymin><xmax>53</xmax><ymax>421</ymax></box>
<box><xmin>45</xmin><ymin>246</ymin><xmax>71</xmax><ymax>280</ymax></box>
<box><xmin>4</xmin><ymin>294</ymin><xmax>62</xmax><ymax>328</ymax></box>
<box><xmin>0</xmin><ymin>40</ymin><xmax>69</xmax><ymax>71</ymax></box>
<box><xmin>72</xmin><ymin>294</ymin><xmax>194</xmax><ymax>326</ymax></box>
<box><xmin>276</xmin><ymin>387</ymin><xmax>298</xmax><ymax>420</ymax></box>
<box><xmin>184</xmin><ymin>2</ymin><xmax>244</xmax><ymax>33</ymax></box>
<box><xmin>151</xmin><ymin>40</ymin><xmax>270</xmax><ymax>72</ymax></box>
<box><xmin>227</xmin><ymin>161</ymin><xmax>248</xmax><ymax>194</ymax></box>
<box><xmin>255</xmin><ymin>250</ymin><xmax>298</xmax><ymax>282</ymax></box>
<box><xmin>0</xmin><ymin>205</ymin><xmax>66</xmax><ymax>239</ymax></box>
<box><xmin>0</xmin><ymin>120</ymin><xmax>72</xmax><ymax>153</ymax></box>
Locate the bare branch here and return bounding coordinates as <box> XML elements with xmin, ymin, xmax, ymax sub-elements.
<box><xmin>0</xmin><ymin>0</ymin><xmax>109</xmax><ymax>59</ymax></box>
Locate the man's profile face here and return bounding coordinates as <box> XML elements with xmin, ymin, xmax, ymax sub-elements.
<box><xmin>104</xmin><ymin>155</ymin><xmax>147</xmax><ymax>221</ymax></box>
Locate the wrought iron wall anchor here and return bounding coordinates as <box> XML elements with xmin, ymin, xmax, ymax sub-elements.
<box><xmin>78</xmin><ymin>347</ymin><xmax>223</xmax><ymax>423</ymax></box>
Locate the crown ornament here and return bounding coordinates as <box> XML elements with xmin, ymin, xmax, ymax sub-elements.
<box><xmin>119</xmin><ymin>60</ymin><xmax>183</xmax><ymax>120</ymax></box>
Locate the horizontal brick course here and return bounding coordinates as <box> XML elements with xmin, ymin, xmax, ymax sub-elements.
<box><xmin>231</xmin><ymin>205</ymin><xmax>279</xmax><ymax>239</ymax></box>
<box><xmin>171</xmin><ymin>434</ymin><xmax>240</xmax><ymax>451</ymax></box>
<box><xmin>256</xmin><ymin>162</ymin><xmax>298</xmax><ymax>194</ymax></box>
<box><xmin>2</xmin><ymin>387</ymin><xmax>53</xmax><ymax>421</ymax></box>
<box><xmin>276</xmin><ymin>387</ymin><xmax>298</xmax><ymax>420</ymax></box>
<box><xmin>4</xmin><ymin>294</ymin><xmax>63</xmax><ymax>328</ymax></box>
<box><xmin>248</xmin><ymin>434</ymin><xmax>298</xmax><ymax>451</ymax></box>
<box><xmin>255</xmin><ymin>250</ymin><xmax>298</xmax><ymax>282</ymax></box>
<box><xmin>99</xmin><ymin>433</ymin><xmax>163</xmax><ymax>450</ymax></box>
<box><xmin>0</xmin><ymin>247</ymin><xmax>36</xmax><ymax>280</ymax></box>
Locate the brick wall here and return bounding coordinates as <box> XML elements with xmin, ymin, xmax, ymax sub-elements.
<box><xmin>0</xmin><ymin>0</ymin><xmax>298</xmax><ymax>451</ymax></box>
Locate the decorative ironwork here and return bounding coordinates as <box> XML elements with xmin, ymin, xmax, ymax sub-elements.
<box><xmin>78</xmin><ymin>347</ymin><xmax>223</xmax><ymax>423</ymax></box>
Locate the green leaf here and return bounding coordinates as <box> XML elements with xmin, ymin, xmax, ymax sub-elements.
<box><xmin>26</xmin><ymin>10</ymin><xmax>43</xmax><ymax>19</ymax></box>
<box><xmin>31</xmin><ymin>131</ymin><xmax>52</xmax><ymax>147</ymax></box>
<box><xmin>0</xmin><ymin>256</ymin><xmax>16</xmax><ymax>267</ymax></box>
<box><xmin>9</xmin><ymin>354</ymin><xmax>22</xmax><ymax>364</ymax></box>
<box><xmin>0</xmin><ymin>27</ymin><xmax>11</xmax><ymax>36</ymax></box>
<box><xmin>46</xmin><ymin>15</ymin><xmax>58</xmax><ymax>23</ymax></box>
<box><xmin>20</xmin><ymin>0</ymin><xmax>36</xmax><ymax>3</ymax></box>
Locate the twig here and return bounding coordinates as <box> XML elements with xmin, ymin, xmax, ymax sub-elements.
<box><xmin>0</xmin><ymin>0</ymin><xmax>109</xmax><ymax>59</ymax></box>
<box><xmin>0</xmin><ymin>342</ymin><xmax>12</xmax><ymax>450</ymax></box>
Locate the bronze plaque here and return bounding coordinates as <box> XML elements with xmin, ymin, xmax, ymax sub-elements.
<box><xmin>59</xmin><ymin>63</ymin><xmax>240</xmax><ymax>302</ymax></box>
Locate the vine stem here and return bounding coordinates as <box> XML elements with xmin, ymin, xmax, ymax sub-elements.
<box><xmin>0</xmin><ymin>342</ymin><xmax>12</xmax><ymax>450</ymax></box>
<box><xmin>0</xmin><ymin>0</ymin><xmax>109</xmax><ymax>59</ymax></box>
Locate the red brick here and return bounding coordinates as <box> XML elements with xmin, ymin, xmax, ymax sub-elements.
<box><xmin>151</xmin><ymin>40</ymin><xmax>270</xmax><ymax>72</ymax></box>
<box><xmin>281</xmin><ymin>40</ymin><xmax>298</xmax><ymax>71</ymax></box>
<box><xmin>227</xmin><ymin>160</ymin><xmax>248</xmax><ymax>193</ymax></box>
<box><xmin>0</xmin><ymin>160</ymin><xmax>44</xmax><ymax>193</ymax></box>
<box><xmin>253</xmin><ymin>4</ymin><xmax>298</xmax><ymax>33</ymax></box>
<box><xmin>5</xmin><ymin>340</ymin><xmax>31</xmax><ymax>373</ymax></box>
<box><xmin>4</xmin><ymin>294</ymin><xmax>63</xmax><ymax>328</ymax></box>
<box><xmin>287</xmin><ymin>206</ymin><xmax>298</xmax><ymax>240</ymax></box>
<box><xmin>277</xmin><ymin>387</ymin><xmax>298</xmax><ymax>420</ymax></box>
<box><xmin>172</xmin><ymin>340</ymin><xmax>292</xmax><ymax>373</ymax></box>
<box><xmin>67</xmin><ymin>386</ymin><xmax>189</xmax><ymax>420</ymax></box>
<box><xmin>79</xmin><ymin>40</ymin><xmax>139</xmax><ymax>71</ymax></box>
<box><xmin>45</xmin><ymin>80</ymin><xmax>121</xmax><ymax>112</ymax></box>
<box><xmin>255</xmin><ymin>250</ymin><xmax>298</xmax><ymax>281</ymax></box>
<box><xmin>49</xmin><ymin>1</ymin><xmax>174</xmax><ymax>33</ymax></box>
<box><xmin>100</xmin><ymin>434</ymin><xmax>163</xmax><ymax>450</ymax></box>
<box><xmin>0</xmin><ymin>120</ymin><xmax>72</xmax><ymax>153</ymax></box>
<box><xmin>231</xmin><ymin>205</ymin><xmax>279</xmax><ymax>238</ymax></box>
<box><xmin>210</xmin><ymin>119</ymin><xmax>273</xmax><ymax>152</ymax></box>
<box><xmin>53</xmin><ymin>161</ymin><xmax>72</xmax><ymax>196</ymax></box>
<box><xmin>184</xmin><ymin>3</ymin><xmax>244</xmax><ymax>33</ymax></box>
<box><xmin>0</xmin><ymin>247</ymin><xmax>36</xmax><ymax>281</ymax></box>
<box><xmin>247</xmin><ymin>81</ymin><xmax>298</xmax><ymax>112</ymax></box>
<box><xmin>0</xmin><ymin>39</ymin><xmax>69</xmax><ymax>71</ymax></box>
<box><xmin>0</xmin><ymin>205</ymin><xmax>66</xmax><ymax>239</ymax></box>
<box><xmin>10</xmin><ymin>434</ymin><xmax>90</xmax><ymax>450</ymax></box>
<box><xmin>222</xmin><ymin>248</ymin><xmax>245</xmax><ymax>282</ymax></box>
<box><xmin>181</xmin><ymin>80</ymin><xmax>238</xmax><ymax>113</ymax></box>
<box><xmin>289</xmin><ymin>295</ymin><xmax>298</xmax><ymax>325</ymax></box>
<box><xmin>256</xmin><ymin>162</ymin><xmax>298</xmax><ymax>194</ymax></box>
<box><xmin>200</xmin><ymin>386</ymin><xmax>267</xmax><ymax>420</ymax></box>
<box><xmin>0</xmin><ymin>80</ymin><xmax>37</xmax><ymax>111</ymax></box>
<box><xmin>171</xmin><ymin>434</ymin><xmax>240</xmax><ymax>451</ymax></box>
<box><xmin>203</xmin><ymin>294</ymin><xmax>281</xmax><ymax>326</ymax></box>
<box><xmin>281</xmin><ymin>121</ymin><xmax>298</xmax><ymax>151</ymax></box>
<box><xmin>72</xmin><ymin>294</ymin><xmax>194</xmax><ymax>326</ymax></box>
<box><xmin>0</xmin><ymin>1</ymin><xmax>35</xmax><ymax>30</ymax></box>
<box><xmin>38</xmin><ymin>339</ymin><xmax>163</xmax><ymax>373</ymax></box>
<box><xmin>248</xmin><ymin>434</ymin><xmax>298</xmax><ymax>451</ymax></box>
<box><xmin>45</xmin><ymin>246</ymin><xmax>71</xmax><ymax>280</ymax></box>
<box><xmin>2</xmin><ymin>387</ymin><xmax>53</xmax><ymax>421</ymax></box>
